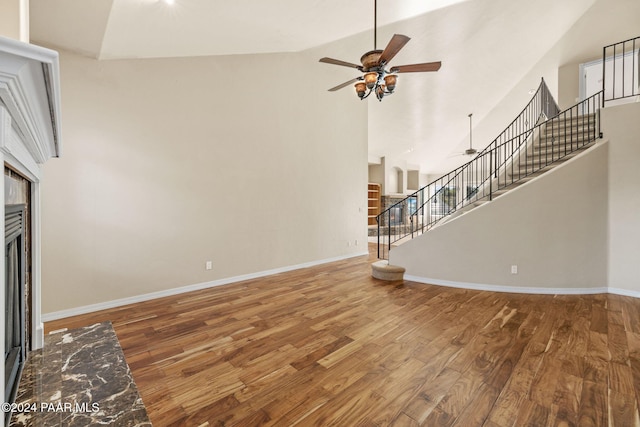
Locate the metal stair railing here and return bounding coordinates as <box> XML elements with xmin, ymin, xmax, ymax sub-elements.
<box><xmin>376</xmin><ymin>36</ymin><xmax>638</xmax><ymax>261</ymax></box>
<box><xmin>602</xmin><ymin>36</ymin><xmax>640</xmax><ymax>106</ymax></box>
<box><xmin>376</xmin><ymin>78</ymin><xmax>557</xmax><ymax>259</ymax></box>
<box><xmin>375</xmin><ymin>82</ymin><xmax>607</xmax><ymax>260</ymax></box>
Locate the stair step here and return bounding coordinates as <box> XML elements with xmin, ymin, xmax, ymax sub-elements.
<box><xmin>508</xmin><ymin>165</ymin><xmax>555</xmax><ymax>178</ymax></box>
<box><xmin>542</xmin><ymin>121</ymin><xmax>595</xmax><ymax>133</ymax></box>
<box><xmin>527</xmin><ymin>139</ymin><xmax>593</xmax><ymax>155</ymax></box>
<box><xmin>491</xmin><ymin>181</ymin><xmax>527</xmax><ymax>197</ymax></box>
<box><xmin>543</xmin><ymin>114</ymin><xmax>596</xmax><ymax>127</ymax></box>
<box><xmin>491</xmin><ymin>189</ymin><xmax>510</xmax><ymax>197</ymax></box>
<box><xmin>540</xmin><ymin>131</ymin><xmax>596</xmax><ymax>143</ymax></box>
<box><xmin>502</xmin><ymin>175</ymin><xmax>538</xmax><ymax>185</ymax></box>
<box><xmin>541</xmin><ymin>133</ymin><xmax>596</xmax><ymax>144</ymax></box>
<box><xmin>517</xmin><ymin>151</ymin><xmax>579</xmax><ymax>167</ymax></box>
<box><xmin>508</xmin><ymin>141</ymin><xmax>596</xmax><ymax>177</ymax></box>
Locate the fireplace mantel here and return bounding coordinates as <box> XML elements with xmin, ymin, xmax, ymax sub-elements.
<box><xmin>0</xmin><ymin>35</ymin><xmax>62</xmax><ymax>418</ymax></box>
<box><xmin>0</xmin><ymin>36</ymin><xmax>61</xmax><ymax>170</ymax></box>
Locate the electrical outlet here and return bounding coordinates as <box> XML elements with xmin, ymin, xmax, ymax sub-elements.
<box><xmin>511</xmin><ymin>265</ymin><xmax>518</xmax><ymax>274</ymax></box>
<box><xmin>206</xmin><ymin>261</ymin><xmax>212</xmax><ymax>270</ymax></box>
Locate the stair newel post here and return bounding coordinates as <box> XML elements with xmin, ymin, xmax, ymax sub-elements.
<box><xmin>377</xmin><ymin>215</ymin><xmax>380</xmax><ymax>259</ymax></box>
<box><xmin>387</xmin><ymin>208</ymin><xmax>391</xmax><ymax>259</ymax></box>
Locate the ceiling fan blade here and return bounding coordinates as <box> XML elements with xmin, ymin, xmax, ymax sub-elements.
<box><xmin>319</xmin><ymin>57</ymin><xmax>363</xmax><ymax>71</ymax></box>
<box><xmin>379</xmin><ymin>34</ymin><xmax>411</xmax><ymax>65</ymax></box>
<box><xmin>328</xmin><ymin>77</ymin><xmax>362</xmax><ymax>92</ymax></box>
<box><xmin>390</xmin><ymin>61</ymin><xmax>442</xmax><ymax>73</ymax></box>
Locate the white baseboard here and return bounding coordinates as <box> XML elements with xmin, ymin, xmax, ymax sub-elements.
<box><xmin>404</xmin><ymin>274</ymin><xmax>614</xmax><ymax>296</ymax></box>
<box><xmin>42</xmin><ymin>250</ymin><xmax>369</xmax><ymax>322</ymax></box>
<box><xmin>33</xmin><ymin>323</ymin><xmax>44</xmax><ymax>349</ymax></box>
<box><xmin>43</xmin><ymin>254</ymin><xmax>639</xmax><ymax>323</ymax></box>
<box><xmin>607</xmin><ymin>287</ymin><xmax>640</xmax><ymax>298</ymax></box>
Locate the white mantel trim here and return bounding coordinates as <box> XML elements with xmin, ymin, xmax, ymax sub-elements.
<box><xmin>0</xmin><ymin>37</ymin><xmax>61</xmax><ymax>166</ymax></box>
<box><xmin>0</xmin><ymin>36</ymin><xmax>62</xmax><ymax>418</ymax></box>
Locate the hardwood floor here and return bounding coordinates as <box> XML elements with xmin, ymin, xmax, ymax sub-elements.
<box><xmin>45</xmin><ymin>244</ymin><xmax>640</xmax><ymax>426</ymax></box>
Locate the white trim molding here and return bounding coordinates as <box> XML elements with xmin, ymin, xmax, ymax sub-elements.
<box><xmin>43</xmin><ymin>255</ymin><xmax>640</xmax><ymax>323</ymax></box>
<box><xmin>42</xmin><ymin>251</ymin><xmax>369</xmax><ymax>322</ymax></box>
<box><xmin>0</xmin><ymin>36</ymin><xmax>62</xmax><ymax>415</ymax></box>
<box><xmin>405</xmin><ymin>274</ymin><xmax>639</xmax><ymax>298</ymax></box>
<box><xmin>607</xmin><ymin>287</ymin><xmax>640</xmax><ymax>299</ymax></box>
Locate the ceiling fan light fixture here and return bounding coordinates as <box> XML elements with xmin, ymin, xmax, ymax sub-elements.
<box><xmin>384</xmin><ymin>74</ymin><xmax>397</xmax><ymax>92</ymax></box>
<box><xmin>364</xmin><ymin>72</ymin><xmax>378</xmax><ymax>89</ymax></box>
<box><xmin>319</xmin><ymin>0</ymin><xmax>441</xmax><ymax>102</ymax></box>
<box><xmin>361</xmin><ymin>50</ymin><xmax>383</xmax><ymax>70</ymax></box>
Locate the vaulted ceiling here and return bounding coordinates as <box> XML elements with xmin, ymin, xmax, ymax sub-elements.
<box><xmin>30</xmin><ymin>0</ymin><xmax>470</xmax><ymax>59</ymax></box>
<box><xmin>30</xmin><ymin>0</ymin><xmax>601</xmax><ymax>175</ymax></box>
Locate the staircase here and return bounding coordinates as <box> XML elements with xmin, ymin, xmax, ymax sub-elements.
<box><xmin>375</xmin><ymin>36</ymin><xmax>639</xmax><ymax>262</ymax></box>
<box><xmin>376</xmin><ymin>79</ymin><xmax>603</xmax><ymax>260</ymax></box>
<box><xmin>439</xmin><ymin>112</ymin><xmax>598</xmax><ymax>225</ymax></box>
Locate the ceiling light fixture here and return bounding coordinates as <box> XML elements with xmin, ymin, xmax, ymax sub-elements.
<box><xmin>319</xmin><ymin>0</ymin><xmax>441</xmax><ymax>102</ymax></box>
<box><xmin>465</xmin><ymin>113</ymin><xmax>477</xmax><ymax>155</ymax></box>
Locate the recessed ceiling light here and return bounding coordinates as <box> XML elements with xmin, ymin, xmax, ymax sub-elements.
<box><xmin>163</xmin><ymin>0</ymin><xmax>175</xmax><ymax>4</ymax></box>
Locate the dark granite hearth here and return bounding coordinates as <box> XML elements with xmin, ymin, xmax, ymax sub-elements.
<box><xmin>8</xmin><ymin>322</ymin><xmax>151</xmax><ymax>427</ymax></box>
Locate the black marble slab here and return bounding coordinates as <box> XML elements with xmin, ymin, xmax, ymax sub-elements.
<box><xmin>8</xmin><ymin>322</ymin><xmax>152</xmax><ymax>427</ymax></box>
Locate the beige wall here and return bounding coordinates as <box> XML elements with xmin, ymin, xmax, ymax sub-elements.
<box><xmin>387</xmin><ymin>0</ymin><xmax>639</xmax><ymax>293</ymax></box>
<box><xmin>604</xmin><ymin>102</ymin><xmax>640</xmax><ymax>294</ymax></box>
<box><xmin>407</xmin><ymin>170</ymin><xmax>420</xmax><ymax>191</ymax></box>
<box><xmin>466</xmin><ymin>0</ymin><xmax>640</xmax><ymax>152</ymax></box>
<box><xmin>390</xmin><ymin>142</ymin><xmax>609</xmax><ymax>290</ymax></box>
<box><xmin>41</xmin><ymin>48</ymin><xmax>368</xmax><ymax>314</ymax></box>
<box><xmin>368</xmin><ymin>162</ymin><xmax>384</xmax><ymax>190</ymax></box>
<box><xmin>0</xmin><ymin>0</ymin><xmax>20</xmax><ymax>40</ymax></box>
<box><xmin>0</xmin><ymin>0</ymin><xmax>28</xmax><ymax>41</ymax></box>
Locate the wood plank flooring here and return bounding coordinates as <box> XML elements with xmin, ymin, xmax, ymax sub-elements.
<box><xmin>45</xmin><ymin>245</ymin><xmax>640</xmax><ymax>426</ymax></box>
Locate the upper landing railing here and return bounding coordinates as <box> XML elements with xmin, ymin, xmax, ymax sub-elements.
<box><xmin>603</xmin><ymin>36</ymin><xmax>640</xmax><ymax>106</ymax></box>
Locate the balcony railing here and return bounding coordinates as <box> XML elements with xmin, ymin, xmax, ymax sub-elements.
<box><xmin>603</xmin><ymin>36</ymin><xmax>640</xmax><ymax>106</ymax></box>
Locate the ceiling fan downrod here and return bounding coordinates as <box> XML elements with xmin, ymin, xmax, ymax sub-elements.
<box><xmin>374</xmin><ymin>0</ymin><xmax>377</xmax><ymax>50</ymax></box>
<box><xmin>466</xmin><ymin>113</ymin><xmax>477</xmax><ymax>155</ymax></box>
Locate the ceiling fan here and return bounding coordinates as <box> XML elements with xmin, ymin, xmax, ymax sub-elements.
<box><xmin>319</xmin><ymin>0</ymin><xmax>441</xmax><ymax>101</ymax></box>
<box><xmin>450</xmin><ymin>113</ymin><xmax>478</xmax><ymax>157</ymax></box>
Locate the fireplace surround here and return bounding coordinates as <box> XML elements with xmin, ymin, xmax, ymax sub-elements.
<box><xmin>4</xmin><ymin>204</ymin><xmax>26</xmax><ymax>405</ymax></box>
<box><xmin>0</xmin><ymin>35</ymin><xmax>62</xmax><ymax>424</ymax></box>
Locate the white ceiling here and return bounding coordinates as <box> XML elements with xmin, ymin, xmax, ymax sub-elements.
<box><xmin>30</xmin><ymin>0</ymin><xmax>599</xmax><ymax>175</ymax></box>
<box><xmin>29</xmin><ymin>0</ymin><xmax>469</xmax><ymax>59</ymax></box>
